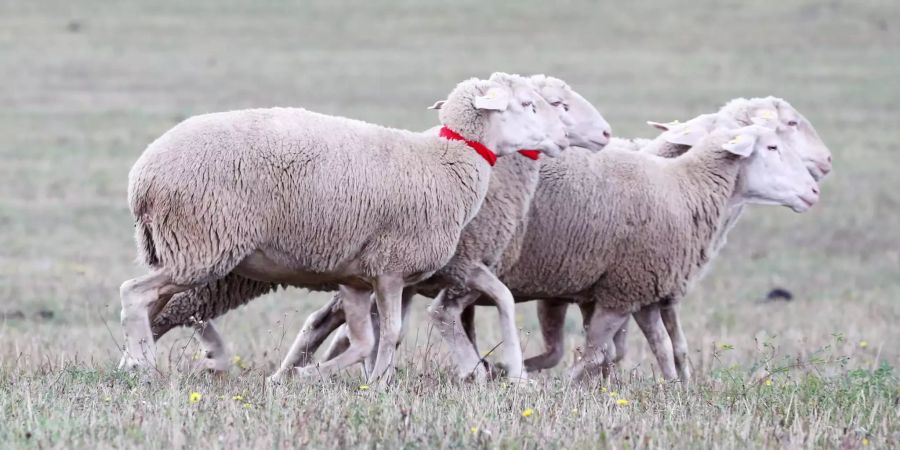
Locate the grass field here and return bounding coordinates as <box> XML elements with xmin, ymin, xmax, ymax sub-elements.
<box><xmin>1</xmin><ymin>0</ymin><xmax>898</xmax><ymax>448</ymax></box>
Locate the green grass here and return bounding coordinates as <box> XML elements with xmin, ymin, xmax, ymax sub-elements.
<box><xmin>1</xmin><ymin>0</ymin><xmax>898</xmax><ymax>448</ymax></box>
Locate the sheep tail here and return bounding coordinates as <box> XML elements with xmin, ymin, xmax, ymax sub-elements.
<box><xmin>134</xmin><ymin>212</ymin><xmax>160</xmax><ymax>268</ymax></box>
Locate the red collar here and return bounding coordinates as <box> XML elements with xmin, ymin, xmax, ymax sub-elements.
<box><xmin>439</xmin><ymin>126</ymin><xmax>496</xmax><ymax>166</ymax></box>
<box><xmin>518</xmin><ymin>150</ymin><xmax>540</xmax><ymax>160</ymax></box>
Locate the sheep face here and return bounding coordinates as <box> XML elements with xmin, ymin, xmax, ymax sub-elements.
<box><xmin>531</xmin><ymin>75</ymin><xmax>612</xmax><ymax>152</ymax></box>
<box><xmin>767</xmin><ymin>98</ymin><xmax>832</xmax><ymax>180</ymax></box>
<box><xmin>484</xmin><ymin>73</ymin><xmax>569</xmax><ymax>157</ymax></box>
<box><xmin>725</xmin><ymin>126</ymin><xmax>820</xmax><ymax>213</ymax></box>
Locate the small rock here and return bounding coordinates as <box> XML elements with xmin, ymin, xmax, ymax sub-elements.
<box><xmin>36</xmin><ymin>310</ymin><xmax>55</xmax><ymax>320</ymax></box>
<box><xmin>765</xmin><ymin>288</ymin><xmax>793</xmax><ymax>302</ymax></box>
<box><xmin>1</xmin><ymin>310</ymin><xmax>25</xmax><ymax>320</ymax></box>
<box><xmin>66</xmin><ymin>20</ymin><xmax>82</xmax><ymax>33</ymax></box>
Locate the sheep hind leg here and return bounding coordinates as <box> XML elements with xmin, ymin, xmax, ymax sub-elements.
<box><xmin>569</xmin><ymin>305</ymin><xmax>629</xmax><ymax>383</ymax></box>
<box><xmin>291</xmin><ymin>285</ymin><xmax>375</xmax><ymax>382</ymax></box>
<box><xmin>429</xmin><ymin>289</ymin><xmax>487</xmax><ymax>382</ymax></box>
<box><xmin>633</xmin><ymin>304</ymin><xmax>677</xmax><ymax>382</ymax></box>
<box><xmin>524</xmin><ymin>301</ymin><xmax>568</xmax><ymax>372</ymax></box>
<box><xmin>119</xmin><ymin>270</ymin><xmax>195</xmax><ymax>372</ymax></box>
<box><xmin>660</xmin><ymin>302</ymin><xmax>691</xmax><ymax>384</ymax></box>
<box><xmin>270</xmin><ymin>293</ymin><xmax>347</xmax><ymax>381</ymax></box>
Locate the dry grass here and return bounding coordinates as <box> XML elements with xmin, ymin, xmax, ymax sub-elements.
<box><xmin>1</xmin><ymin>0</ymin><xmax>898</xmax><ymax>448</ymax></box>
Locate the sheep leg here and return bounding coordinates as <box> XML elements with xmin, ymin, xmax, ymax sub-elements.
<box><xmin>288</xmin><ymin>285</ymin><xmax>375</xmax><ymax>381</ymax></box>
<box><xmin>195</xmin><ymin>320</ymin><xmax>231</xmax><ymax>372</ymax></box>
<box><xmin>660</xmin><ymin>303</ymin><xmax>691</xmax><ymax>383</ymax></box>
<box><xmin>428</xmin><ymin>290</ymin><xmax>487</xmax><ymax>382</ymax></box>
<box><xmin>633</xmin><ymin>305</ymin><xmax>677</xmax><ymax>381</ymax></box>
<box><xmin>272</xmin><ymin>293</ymin><xmax>346</xmax><ymax>380</ymax></box>
<box><xmin>602</xmin><ymin>319</ymin><xmax>630</xmax><ymax>379</ymax></box>
<box><xmin>467</xmin><ymin>264</ymin><xmax>526</xmax><ymax>381</ymax></box>
<box><xmin>364</xmin><ymin>288</ymin><xmax>414</xmax><ymax>375</ymax></box>
<box><xmin>322</xmin><ymin>325</ymin><xmax>351</xmax><ymax>362</ymax></box>
<box><xmin>524</xmin><ymin>300</ymin><xmax>568</xmax><ymax>372</ymax></box>
<box><xmin>119</xmin><ymin>270</ymin><xmax>193</xmax><ymax>371</ymax></box>
<box><xmin>568</xmin><ymin>305</ymin><xmax>629</xmax><ymax>382</ymax></box>
<box><xmin>368</xmin><ymin>275</ymin><xmax>405</xmax><ymax>385</ymax></box>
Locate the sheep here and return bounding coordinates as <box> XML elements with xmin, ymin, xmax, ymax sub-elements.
<box><xmin>485</xmin><ymin>120</ymin><xmax>820</xmax><ymax>382</ymax></box>
<box><xmin>523</xmin><ymin>97</ymin><xmax>832</xmax><ymax>379</ymax></box>
<box><xmin>117</xmin><ymin>73</ymin><xmax>568</xmax><ymax>385</ymax></box>
<box><xmin>147</xmin><ymin>74</ymin><xmax>610</xmax><ymax>382</ymax></box>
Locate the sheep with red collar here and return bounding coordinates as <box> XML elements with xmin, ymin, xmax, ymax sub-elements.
<box><xmin>118</xmin><ymin>74</ymin><xmax>567</xmax><ymax>384</ymax></box>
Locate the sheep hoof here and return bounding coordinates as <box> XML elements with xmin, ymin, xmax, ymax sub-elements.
<box><xmin>197</xmin><ymin>354</ymin><xmax>231</xmax><ymax>374</ymax></box>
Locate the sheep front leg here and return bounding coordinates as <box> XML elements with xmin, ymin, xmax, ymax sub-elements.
<box><xmin>289</xmin><ymin>285</ymin><xmax>375</xmax><ymax>381</ymax></box>
<box><xmin>524</xmin><ymin>300</ymin><xmax>568</xmax><ymax>372</ymax></box>
<box><xmin>119</xmin><ymin>270</ymin><xmax>191</xmax><ymax>372</ymax></box>
<box><xmin>467</xmin><ymin>264</ymin><xmax>526</xmax><ymax>382</ymax></box>
<box><xmin>271</xmin><ymin>293</ymin><xmax>346</xmax><ymax>381</ymax></box>
<box><xmin>660</xmin><ymin>303</ymin><xmax>691</xmax><ymax>383</ymax></box>
<box><xmin>428</xmin><ymin>290</ymin><xmax>487</xmax><ymax>382</ymax></box>
<box><xmin>195</xmin><ymin>320</ymin><xmax>231</xmax><ymax>372</ymax></box>
<box><xmin>363</xmin><ymin>288</ymin><xmax>414</xmax><ymax>376</ymax></box>
<box><xmin>633</xmin><ymin>305</ymin><xmax>677</xmax><ymax>382</ymax></box>
<box><xmin>569</xmin><ymin>305</ymin><xmax>629</xmax><ymax>382</ymax></box>
<box><xmin>368</xmin><ymin>275</ymin><xmax>405</xmax><ymax>385</ymax></box>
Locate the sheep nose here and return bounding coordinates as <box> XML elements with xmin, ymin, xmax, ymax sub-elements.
<box><xmin>602</xmin><ymin>130</ymin><xmax>611</xmax><ymax>139</ymax></box>
<box><xmin>811</xmin><ymin>186</ymin><xmax>820</xmax><ymax>195</ymax></box>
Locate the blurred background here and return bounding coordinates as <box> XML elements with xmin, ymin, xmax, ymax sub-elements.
<box><xmin>1</xmin><ymin>0</ymin><xmax>898</xmax><ymax>384</ymax></box>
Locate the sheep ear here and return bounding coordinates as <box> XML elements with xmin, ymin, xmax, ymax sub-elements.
<box><xmin>427</xmin><ymin>100</ymin><xmax>446</xmax><ymax>110</ymax></box>
<box><xmin>646</xmin><ymin>120</ymin><xmax>680</xmax><ymax>131</ymax></box>
<box><xmin>721</xmin><ymin>132</ymin><xmax>757</xmax><ymax>157</ymax></box>
<box><xmin>473</xmin><ymin>87</ymin><xmax>510</xmax><ymax>111</ymax></box>
<box><xmin>659</xmin><ymin>124</ymin><xmax>708</xmax><ymax>146</ymax></box>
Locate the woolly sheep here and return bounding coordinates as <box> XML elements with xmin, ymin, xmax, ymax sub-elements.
<box><xmin>487</xmin><ymin>121</ymin><xmax>819</xmax><ymax>381</ymax></box>
<box><xmin>118</xmin><ymin>74</ymin><xmax>568</xmax><ymax>384</ymax></box>
<box><xmin>524</xmin><ymin>97</ymin><xmax>832</xmax><ymax>379</ymax></box>
<box><xmin>148</xmin><ymin>74</ymin><xmax>610</xmax><ymax>382</ymax></box>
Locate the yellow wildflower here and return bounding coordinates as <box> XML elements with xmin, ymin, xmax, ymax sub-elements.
<box><xmin>764</xmin><ymin>379</ymin><xmax>773</xmax><ymax>386</ymax></box>
<box><xmin>243</xmin><ymin>402</ymin><xmax>253</xmax><ymax>409</ymax></box>
<box><xmin>232</xmin><ymin>395</ymin><xmax>243</xmax><ymax>401</ymax></box>
<box><xmin>720</xmin><ymin>343</ymin><xmax>735</xmax><ymax>350</ymax></box>
<box><xmin>863</xmin><ymin>437</ymin><xmax>870</xmax><ymax>446</ymax></box>
<box><xmin>608</xmin><ymin>391</ymin><xmax>618</xmax><ymax>398</ymax></box>
<box><xmin>521</xmin><ymin>408</ymin><xmax>534</xmax><ymax>418</ymax></box>
<box><xmin>600</xmin><ymin>387</ymin><xmax>607</xmax><ymax>393</ymax></box>
<box><xmin>189</xmin><ymin>392</ymin><xmax>202</xmax><ymax>403</ymax></box>
<box><xmin>859</xmin><ymin>341</ymin><xmax>868</xmax><ymax>349</ymax></box>
<box><xmin>616</xmin><ymin>399</ymin><xmax>630</xmax><ymax>406</ymax></box>
<box><xmin>470</xmin><ymin>426</ymin><xmax>479</xmax><ymax>434</ymax></box>
<box><xmin>358</xmin><ymin>384</ymin><xmax>369</xmax><ymax>391</ymax></box>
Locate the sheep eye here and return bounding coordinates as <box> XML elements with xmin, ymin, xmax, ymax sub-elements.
<box><xmin>767</xmin><ymin>145</ymin><xmax>778</xmax><ymax>151</ymax></box>
<box><xmin>787</xmin><ymin>120</ymin><xmax>798</xmax><ymax>126</ymax></box>
<box><xmin>550</xmin><ymin>101</ymin><xmax>562</xmax><ymax>107</ymax></box>
<box><xmin>563</xmin><ymin>103</ymin><xmax>570</xmax><ymax>112</ymax></box>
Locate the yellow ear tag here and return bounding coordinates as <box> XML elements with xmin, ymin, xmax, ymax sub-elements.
<box><xmin>756</xmin><ymin>109</ymin><xmax>776</xmax><ymax>120</ymax></box>
<box><xmin>729</xmin><ymin>136</ymin><xmax>742</xmax><ymax>144</ymax></box>
<box><xmin>682</xmin><ymin>127</ymin><xmax>693</xmax><ymax>135</ymax></box>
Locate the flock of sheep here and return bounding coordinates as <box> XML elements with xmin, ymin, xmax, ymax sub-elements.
<box><xmin>118</xmin><ymin>72</ymin><xmax>831</xmax><ymax>386</ymax></box>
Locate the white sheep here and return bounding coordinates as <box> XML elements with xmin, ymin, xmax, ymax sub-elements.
<box><xmin>148</xmin><ymin>74</ymin><xmax>610</xmax><ymax>382</ymax></box>
<box><xmin>523</xmin><ymin>97</ymin><xmax>832</xmax><ymax>380</ymax></box>
<box><xmin>118</xmin><ymin>74</ymin><xmax>567</xmax><ymax>384</ymax></box>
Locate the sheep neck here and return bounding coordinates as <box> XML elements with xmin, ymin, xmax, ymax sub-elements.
<box><xmin>673</xmin><ymin>145</ymin><xmax>743</xmax><ymax>267</ymax></box>
<box><xmin>439</xmin><ymin>126</ymin><xmax>497</xmax><ymax>166</ymax></box>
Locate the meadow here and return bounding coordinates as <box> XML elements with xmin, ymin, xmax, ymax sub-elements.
<box><xmin>0</xmin><ymin>0</ymin><xmax>898</xmax><ymax>448</ymax></box>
